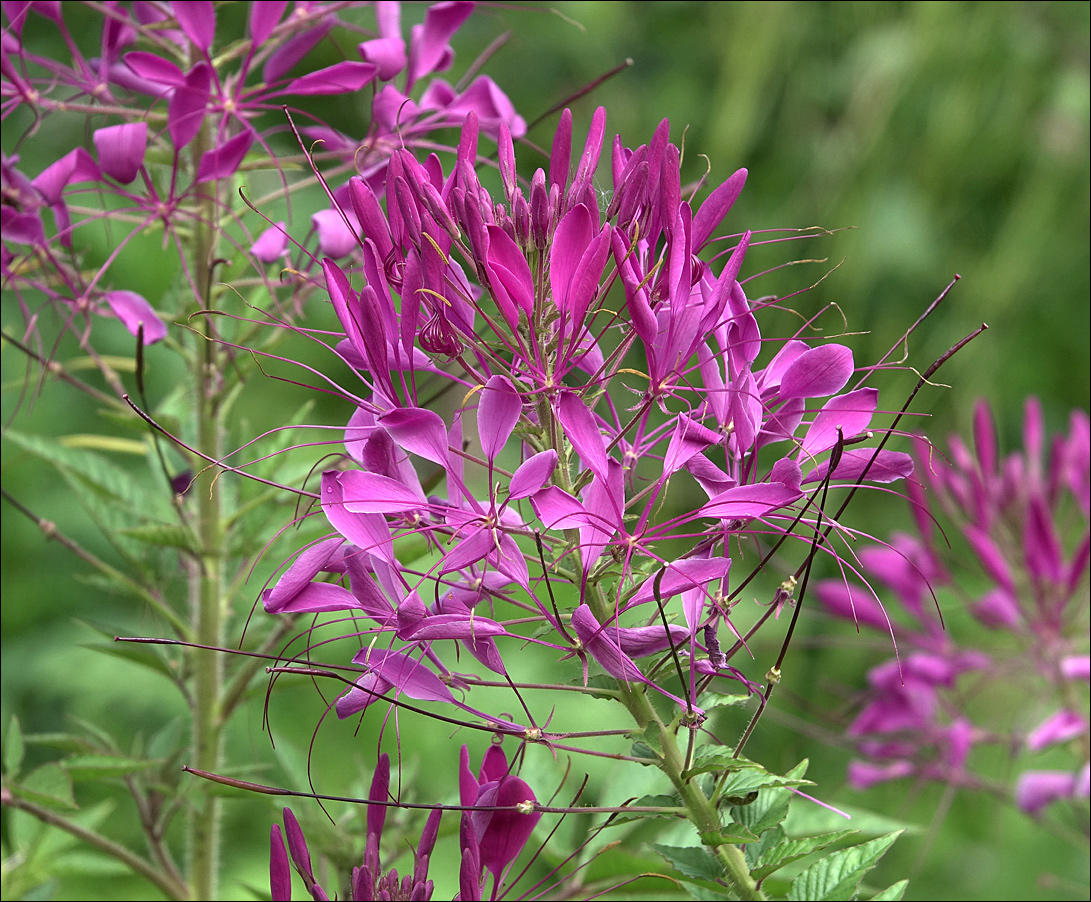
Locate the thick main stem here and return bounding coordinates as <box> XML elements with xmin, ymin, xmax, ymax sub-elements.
<box><xmin>584</xmin><ymin>582</ymin><xmax>763</xmax><ymax>901</ymax></box>
<box><xmin>187</xmin><ymin>124</ymin><xmax>226</xmax><ymax>902</ymax></box>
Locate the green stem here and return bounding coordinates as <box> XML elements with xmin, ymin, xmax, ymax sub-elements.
<box><xmin>585</xmin><ymin>583</ymin><xmax>763</xmax><ymax>901</ymax></box>
<box><xmin>186</xmin><ymin>117</ymin><xmax>226</xmax><ymax>902</ymax></box>
<box><xmin>538</xmin><ymin>393</ymin><xmax>763</xmax><ymax>900</ymax></box>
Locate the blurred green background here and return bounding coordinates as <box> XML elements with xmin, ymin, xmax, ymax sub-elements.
<box><xmin>3</xmin><ymin>2</ymin><xmax>1088</xmax><ymax>899</ymax></box>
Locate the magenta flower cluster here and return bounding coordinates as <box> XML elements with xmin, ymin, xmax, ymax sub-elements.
<box><xmin>2</xmin><ymin>1</ymin><xmax>520</xmax><ymax>353</ymax></box>
<box><xmin>818</xmin><ymin>399</ymin><xmax>1090</xmax><ymax>818</ymax></box>
<box><xmin>263</xmin><ymin>99</ymin><xmax>914</xmax><ymax>788</ymax></box>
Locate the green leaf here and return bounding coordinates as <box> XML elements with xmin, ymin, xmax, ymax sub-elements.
<box><xmin>650</xmin><ymin>843</ymin><xmax>725</xmax><ymax>882</ymax></box>
<box><xmin>5</xmin><ymin>429</ymin><xmax>173</xmax><ymax>568</ymax></box>
<box><xmin>745</xmin><ymin>825</ymin><xmax>786</xmax><ymax>868</ymax></box>
<box><xmin>788</xmin><ymin>831</ymin><xmax>903</xmax><ymax>901</ymax></box>
<box><xmin>4</xmin><ymin>716</ymin><xmax>24</xmax><ymax>777</ymax></box>
<box><xmin>870</xmin><ymin>880</ymin><xmax>909</xmax><ymax>900</ymax></box>
<box><xmin>700</xmin><ymin>690</ymin><xmax>754</xmax><ymax>710</ymax></box>
<box><xmin>5</xmin><ymin>430</ymin><xmax>153</xmax><ymax>512</ymax></box>
<box><xmin>56</xmin><ymin>470</ymin><xmax>146</xmax><ymax>567</ymax></box>
<box><xmin>606</xmin><ymin>794</ymin><xmax>681</xmax><ymax>826</ymax></box>
<box><xmin>716</xmin><ymin>765</ymin><xmax>810</xmax><ymax>797</ymax></box>
<box><xmin>74</xmin><ymin>571</ymin><xmax>149</xmax><ymax>605</ymax></box>
<box><xmin>751</xmin><ymin>830</ymin><xmax>858</xmax><ymax>881</ymax></box>
<box><xmin>62</xmin><ymin>754</ymin><xmax>162</xmax><ymax>781</ymax></box>
<box><xmin>684</xmin><ymin>746</ymin><xmax>761</xmax><ymax>779</ymax></box>
<box><xmin>732</xmin><ymin>760</ymin><xmax>809</xmax><ymax>838</ymax></box>
<box><xmin>582</xmin><ymin>673</ymin><xmax>622</xmax><ymax>700</ymax></box>
<box><xmin>60</xmin><ymin>434</ymin><xmax>147</xmax><ymax>455</ymax></box>
<box><xmin>10</xmin><ymin>764</ymin><xmax>78</xmax><ymax>810</ymax></box>
<box><xmin>22</xmin><ymin>732</ymin><xmax>96</xmax><ymax>755</ymax></box>
<box><xmin>629</xmin><ymin>721</ymin><xmax>663</xmax><ymax>762</ymax></box>
<box><xmin>147</xmin><ymin>717</ymin><xmax>186</xmax><ymax>760</ymax></box>
<box><xmin>65</xmin><ymin>716</ymin><xmax>122</xmax><ymax>754</ymax></box>
<box><xmin>629</xmin><ymin>741</ymin><xmax>661</xmax><ymax>764</ymax></box>
<box><xmin>49</xmin><ymin>849</ymin><xmax>134</xmax><ymax>878</ymax></box>
<box><xmin>77</xmin><ymin>623</ymin><xmax>178</xmax><ymax>683</ymax></box>
<box><xmin>684</xmin><ymin>747</ymin><xmax>740</xmax><ymax>778</ymax></box>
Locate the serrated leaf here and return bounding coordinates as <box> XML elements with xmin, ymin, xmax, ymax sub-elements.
<box><xmin>745</xmin><ymin>824</ymin><xmax>786</xmax><ymax>868</ymax></box>
<box><xmin>684</xmin><ymin>746</ymin><xmax>761</xmax><ymax>779</ymax></box>
<box><xmin>62</xmin><ymin>754</ymin><xmax>162</xmax><ymax>781</ymax></box>
<box><xmin>732</xmin><ymin>760</ymin><xmax>809</xmax><ymax>838</ymax></box>
<box><xmin>788</xmin><ymin>831</ymin><xmax>903</xmax><ymax>901</ymax></box>
<box><xmin>717</xmin><ymin>766</ymin><xmax>810</xmax><ymax>796</ymax></box>
<box><xmin>684</xmin><ymin>748</ymin><xmax>741</xmax><ymax>779</ymax></box>
<box><xmin>116</xmin><ymin>523</ymin><xmax>199</xmax><ymax>552</ymax></box>
<box><xmin>650</xmin><ymin>843</ymin><xmax>725</xmax><ymax>882</ymax></box>
<box><xmin>6</xmin><ymin>430</ymin><xmax>150</xmax><ymax>510</ymax></box>
<box><xmin>751</xmin><ymin>830</ymin><xmax>858</xmax><ymax>881</ymax></box>
<box><xmin>583</xmin><ymin>673</ymin><xmax>622</xmax><ymax>700</ymax></box>
<box><xmin>700</xmin><ymin>823</ymin><xmax>760</xmax><ymax>845</ymax></box>
<box><xmin>870</xmin><ymin>880</ymin><xmax>908</xmax><ymax>900</ymax></box>
<box><xmin>10</xmin><ymin>764</ymin><xmax>78</xmax><ymax>809</ymax></box>
<box><xmin>5</xmin><ymin>430</ymin><xmax>171</xmax><ymax>567</ymax></box>
<box><xmin>57</xmin><ymin>471</ymin><xmax>146</xmax><ymax>566</ymax></box>
<box><xmin>606</xmin><ymin>794</ymin><xmax>681</xmax><ymax>826</ymax></box>
<box><xmin>4</xmin><ymin>716</ymin><xmax>24</xmax><ymax>777</ymax></box>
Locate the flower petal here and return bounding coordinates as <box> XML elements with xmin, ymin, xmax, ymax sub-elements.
<box><xmin>478</xmin><ymin>375</ymin><xmax>521</xmax><ymax>463</ymax></box>
<box><xmin>103</xmin><ymin>290</ymin><xmax>168</xmax><ymax>344</ymax></box>
<box><xmin>197</xmin><ymin>130</ymin><xmax>253</xmax><ymax>182</ymax></box>
<box><xmin>93</xmin><ymin>123</ymin><xmax>146</xmax><ymax>183</ymax></box>
<box><xmin>282</xmin><ymin>61</ymin><xmax>377</xmax><ymax>95</ymax></box>
<box><xmin>779</xmin><ymin>344</ymin><xmax>853</xmax><ymax>400</ymax></box>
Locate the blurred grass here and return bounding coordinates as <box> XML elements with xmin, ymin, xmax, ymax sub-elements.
<box><xmin>2</xmin><ymin>2</ymin><xmax>1088</xmax><ymax>899</ymax></box>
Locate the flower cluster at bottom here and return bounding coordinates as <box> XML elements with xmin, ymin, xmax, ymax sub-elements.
<box><xmin>270</xmin><ymin>745</ymin><xmax>540</xmax><ymax>901</ymax></box>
